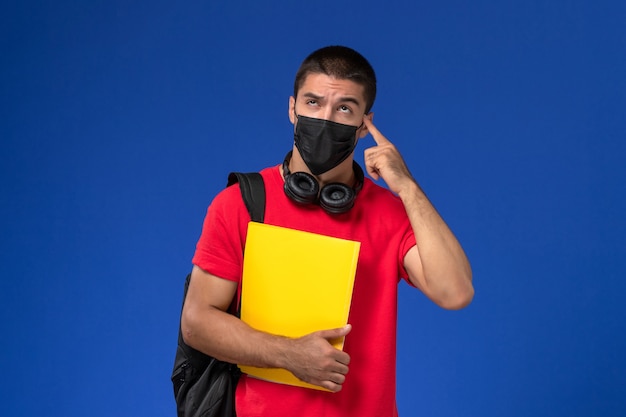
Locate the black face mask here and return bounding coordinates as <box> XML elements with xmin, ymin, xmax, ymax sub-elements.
<box><xmin>294</xmin><ymin>114</ymin><xmax>360</xmax><ymax>175</ymax></box>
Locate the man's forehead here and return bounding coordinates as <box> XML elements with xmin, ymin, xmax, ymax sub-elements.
<box><xmin>297</xmin><ymin>73</ymin><xmax>366</xmax><ymax>104</ymax></box>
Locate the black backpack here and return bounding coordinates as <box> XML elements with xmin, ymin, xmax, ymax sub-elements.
<box><xmin>171</xmin><ymin>172</ymin><xmax>265</xmax><ymax>417</ymax></box>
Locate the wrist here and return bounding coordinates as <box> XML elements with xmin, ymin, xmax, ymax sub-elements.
<box><xmin>397</xmin><ymin>180</ymin><xmax>421</xmax><ymax>201</ymax></box>
<box><xmin>266</xmin><ymin>334</ymin><xmax>293</xmax><ymax>369</ymax></box>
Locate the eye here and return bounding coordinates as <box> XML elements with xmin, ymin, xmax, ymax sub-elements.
<box><xmin>338</xmin><ymin>105</ymin><xmax>351</xmax><ymax>113</ymax></box>
<box><xmin>306</xmin><ymin>99</ymin><xmax>319</xmax><ymax>106</ymax></box>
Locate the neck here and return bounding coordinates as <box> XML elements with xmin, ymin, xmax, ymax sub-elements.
<box><xmin>287</xmin><ymin>148</ymin><xmax>356</xmax><ymax>187</ymax></box>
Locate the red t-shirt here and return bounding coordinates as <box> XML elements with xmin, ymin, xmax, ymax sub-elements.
<box><xmin>193</xmin><ymin>165</ymin><xmax>416</xmax><ymax>417</ymax></box>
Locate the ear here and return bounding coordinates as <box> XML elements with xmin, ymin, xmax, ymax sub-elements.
<box><xmin>288</xmin><ymin>96</ymin><xmax>296</xmax><ymax>125</ymax></box>
<box><xmin>358</xmin><ymin>112</ymin><xmax>374</xmax><ymax>139</ymax></box>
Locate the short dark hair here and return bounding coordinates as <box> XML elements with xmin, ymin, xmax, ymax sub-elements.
<box><xmin>293</xmin><ymin>45</ymin><xmax>377</xmax><ymax>113</ymax></box>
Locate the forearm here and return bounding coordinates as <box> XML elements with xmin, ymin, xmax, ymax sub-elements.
<box><xmin>399</xmin><ymin>181</ymin><xmax>474</xmax><ymax>309</ymax></box>
<box><xmin>181</xmin><ymin>305</ymin><xmax>291</xmax><ymax>368</ymax></box>
<box><xmin>182</xmin><ymin>304</ymin><xmax>352</xmax><ymax>392</ymax></box>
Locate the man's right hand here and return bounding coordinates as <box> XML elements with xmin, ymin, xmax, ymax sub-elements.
<box><xmin>281</xmin><ymin>325</ymin><xmax>352</xmax><ymax>393</ymax></box>
<box><xmin>183</xmin><ymin>267</ymin><xmax>353</xmax><ymax>392</ymax></box>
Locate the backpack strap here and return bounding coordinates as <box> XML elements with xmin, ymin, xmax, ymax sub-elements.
<box><xmin>226</xmin><ymin>172</ymin><xmax>265</xmax><ymax>316</ymax></box>
<box><xmin>227</xmin><ymin>172</ymin><xmax>266</xmax><ymax>223</ymax></box>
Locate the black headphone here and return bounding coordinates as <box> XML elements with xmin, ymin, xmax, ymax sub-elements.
<box><xmin>282</xmin><ymin>151</ymin><xmax>364</xmax><ymax>214</ymax></box>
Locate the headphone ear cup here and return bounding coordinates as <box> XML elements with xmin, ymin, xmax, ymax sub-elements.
<box><xmin>319</xmin><ymin>183</ymin><xmax>355</xmax><ymax>214</ymax></box>
<box><xmin>284</xmin><ymin>171</ymin><xmax>319</xmax><ymax>205</ymax></box>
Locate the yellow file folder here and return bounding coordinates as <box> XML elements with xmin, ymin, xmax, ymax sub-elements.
<box><xmin>238</xmin><ymin>222</ymin><xmax>361</xmax><ymax>390</ymax></box>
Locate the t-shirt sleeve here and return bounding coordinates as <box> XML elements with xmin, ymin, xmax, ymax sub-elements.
<box><xmin>398</xmin><ymin>221</ymin><xmax>417</xmax><ymax>282</ymax></box>
<box><xmin>192</xmin><ymin>185</ymin><xmax>249</xmax><ymax>282</ymax></box>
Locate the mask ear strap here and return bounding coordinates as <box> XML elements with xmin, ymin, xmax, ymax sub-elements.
<box><xmin>355</xmin><ymin>119</ymin><xmax>365</xmax><ymax>135</ymax></box>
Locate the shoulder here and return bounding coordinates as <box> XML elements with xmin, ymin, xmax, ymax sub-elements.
<box><xmin>259</xmin><ymin>165</ymin><xmax>281</xmax><ymax>187</ymax></box>
<box><xmin>211</xmin><ymin>180</ymin><xmax>244</xmax><ymax>210</ymax></box>
<box><xmin>210</xmin><ymin>165</ymin><xmax>280</xmax><ymax>212</ymax></box>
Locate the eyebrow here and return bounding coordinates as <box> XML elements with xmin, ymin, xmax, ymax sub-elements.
<box><xmin>302</xmin><ymin>92</ymin><xmax>362</xmax><ymax>107</ymax></box>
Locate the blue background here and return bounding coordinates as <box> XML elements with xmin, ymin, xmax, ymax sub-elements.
<box><xmin>2</xmin><ymin>1</ymin><xmax>625</xmax><ymax>416</ymax></box>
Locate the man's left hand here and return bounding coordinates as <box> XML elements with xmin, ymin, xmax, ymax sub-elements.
<box><xmin>362</xmin><ymin>117</ymin><xmax>416</xmax><ymax>196</ymax></box>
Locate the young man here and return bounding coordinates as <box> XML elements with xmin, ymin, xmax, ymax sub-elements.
<box><xmin>182</xmin><ymin>45</ymin><xmax>473</xmax><ymax>417</ymax></box>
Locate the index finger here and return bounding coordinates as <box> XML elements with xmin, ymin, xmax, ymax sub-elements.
<box><xmin>362</xmin><ymin>116</ymin><xmax>391</xmax><ymax>146</ymax></box>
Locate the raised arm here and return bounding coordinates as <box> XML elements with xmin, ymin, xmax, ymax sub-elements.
<box><xmin>362</xmin><ymin>117</ymin><xmax>474</xmax><ymax>310</ymax></box>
